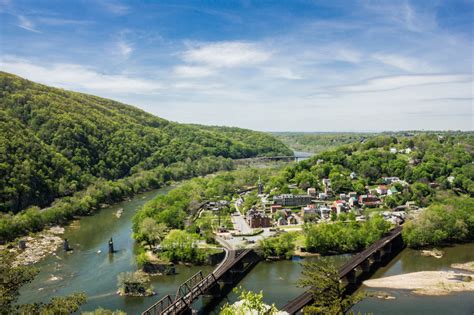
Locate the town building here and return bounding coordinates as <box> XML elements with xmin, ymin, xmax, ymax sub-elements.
<box><xmin>348</xmin><ymin>192</ymin><xmax>358</xmax><ymax>199</ymax></box>
<box><xmin>358</xmin><ymin>194</ymin><xmax>381</xmax><ymax>207</ymax></box>
<box><xmin>307</xmin><ymin>187</ymin><xmax>317</xmax><ymax>196</ymax></box>
<box><xmin>318</xmin><ymin>205</ymin><xmax>331</xmax><ymax>219</ymax></box>
<box><xmin>246</xmin><ymin>209</ymin><xmax>272</xmax><ymax>228</ymax></box>
<box><xmin>348</xmin><ymin>197</ymin><xmax>358</xmax><ymax>208</ymax></box>
<box><xmin>318</xmin><ymin>192</ymin><xmax>328</xmax><ymax>200</ymax></box>
<box><xmin>301</xmin><ymin>204</ymin><xmax>317</xmax><ymax>217</ymax></box>
<box><xmin>387</xmin><ymin>186</ymin><xmax>399</xmax><ymax>195</ymax></box>
<box><xmin>277</xmin><ymin>215</ymin><xmax>298</xmax><ymax>226</ymax></box>
<box><xmin>332</xmin><ymin>200</ymin><xmax>349</xmax><ymax>215</ymax></box>
<box><xmin>383</xmin><ymin>177</ymin><xmax>400</xmax><ymax>184</ymax></box>
<box><xmin>376</xmin><ymin>185</ymin><xmax>388</xmax><ymax>195</ymax></box>
<box><xmin>270</xmin><ymin>204</ymin><xmax>282</xmax><ymax>214</ymax></box>
<box><xmin>273</xmin><ymin>194</ymin><xmax>313</xmax><ymax>206</ymax></box>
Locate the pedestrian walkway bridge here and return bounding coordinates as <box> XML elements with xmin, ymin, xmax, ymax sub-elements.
<box><xmin>142</xmin><ymin>248</ymin><xmax>259</xmax><ymax>315</ymax></box>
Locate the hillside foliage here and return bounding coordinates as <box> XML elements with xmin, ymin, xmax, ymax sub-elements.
<box><xmin>0</xmin><ymin>72</ymin><xmax>291</xmax><ymax>213</ymax></box>
<box><xmin>267</xmin><ymin>133</ymin><xmax>473</xmax><ymax>207</ymax></box>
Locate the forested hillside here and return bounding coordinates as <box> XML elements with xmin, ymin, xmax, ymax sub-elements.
<box><xmin>272</xmin><ymin>132</ymin><xmax>375</xmax><ymax>153</ymax></box>
<box><xmin>0</xmin><ymin>72</ymin><xmax>291</xmax><ymax>213</ymax></box>
<box><xmin>268</xmin><ymin>133</ymin><xmax>474</xmax><ymax>204</ymax></box>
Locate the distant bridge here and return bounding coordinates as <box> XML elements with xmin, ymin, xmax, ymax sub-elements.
<box><xmin>142</xmin><ymin>248</ymin><xmax>260</xmax><ymax>315</ymax></box>
<box><xmin>235</xmin><ymin>154</ymin><xmax>312</xmax><ymax>164</ymax></box>
<box><xmin>281</xmin><ymin>226</ymin><xmax>404</xmax><ymax>314</ymax></box>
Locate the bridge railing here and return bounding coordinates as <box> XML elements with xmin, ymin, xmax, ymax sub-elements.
<box><xmin>142</xmin><ymin>294</ymin><xmax>173</xmax><ymax>315</ymax></box>
<box><xmin>142</xmin><ymin>248</ymin><xmax>255</xmax><ymax>315</ymax></box>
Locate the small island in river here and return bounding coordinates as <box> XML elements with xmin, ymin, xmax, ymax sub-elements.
<box><xmin>363</xmin><ymin>266</ymin><xmax>474</xmax><ymax>296</ymax></box>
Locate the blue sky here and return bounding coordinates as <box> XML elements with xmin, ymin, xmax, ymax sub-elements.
<box><xmin>1</xmin><ymin>0</ymin><xmax>472</xmax><ymax>131</ymax></box>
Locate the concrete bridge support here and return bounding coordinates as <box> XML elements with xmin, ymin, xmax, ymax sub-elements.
<box><xmin>384</xmin><ymin>242</ymin><xmax>392</xmax><ymax>254</ymax></box>
<box><xmin>203</xmin><ymin>283</ymin><xmax>222</xmax><ymax>298</ymax></box>
<box><xmin>373</xmin><ymin>250</ymin><xmax>382</xmax><ymax>262</ymax></box>
<box><xmin>361</xmin><ymin>259</ymin><xmax>371</xmax><ymax>272</ymax></box>
<box><xmin>346</xmin><ymin>269</ymin><xmax>357</xmax><ymax>284</ymax></box>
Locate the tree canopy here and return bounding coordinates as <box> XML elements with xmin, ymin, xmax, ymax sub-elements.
<box><xmin>0</xmin><ymin>71</ymin><xmax>291</xmax><ymax>213</ymax></box>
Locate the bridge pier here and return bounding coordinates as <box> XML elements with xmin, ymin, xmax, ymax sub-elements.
<box><xmin>373</xmin><ymin>250</ymin><xmax>382</xmax><ymax>262</ymax></box>
<box><xmin>346</xmin><ymin>269</ymin><xmax>357</xmax><ymax>284</ymax></box>
<box><xmin>230</xmin><ymin>261</ymin><xmax>245</xmax><ymax>273</ymax></box>
<box><xmin>361</xmin><ymin>259</ymin><xmax>371</xmax><ymax>272</ymax></box>
<box><xmin>384</xmin><ymin>243</ymin><xmax>392</xmax><ymax>254</ymax></box>
<box><xmin>203</xmin><ymin>282</ymin><xmax>222</xmax><ymax>297</ymax></box>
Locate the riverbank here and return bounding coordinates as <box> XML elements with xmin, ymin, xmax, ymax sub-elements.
<box><xmin>0</xmin><ymin>226</ymin><xmax>65</xmax><ymax>267</ymax></box>
<box><xmin>363</xmin><ymin>270</ymin><xmax>474</xmax><ymax>295</ymax></box>
<box><xmin>451</xmin><ymin>261</ymin><xmax>474</xmax><ymax>272</ymax></box>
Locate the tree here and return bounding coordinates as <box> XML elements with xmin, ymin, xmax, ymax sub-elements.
<box><xmin>259</xmin><ymin>232</ymin><xmax>296</xmax><ymax>259</ymax></box>
<box><xmin>0</xmin><ymin>250</ymin><xmax>86</xmax><ymax>314</ymax></box>
<box><xmin>0</xmin><ymin>251</ymin><xmax>38</xmax><ymax>313</ymax></box>
<box><xmin>160</xmin><ymin>230</ymin><xmax>204</xmax><ymax>263</ymax></box>
<box><xmin>18</xmin><ymin>293</ymin><xmax>86</xmax><ymax>314</ymax></box>
<box><xmin>298</xmin><ymin>259</ymin><xmax>364</xmax><ymax>315</ymax></box>
<box><xmin>139</xmin><ymin>218</ymin><xmax>167</xmax><ymax>248</ymax></box>
<box><xmin>220</xmin><ymin>287</ymin><xmax>277</xmax><ymax>315</ymax></box>
<box><xmin>83</xmin><ymin>308</ymin><xmax>126</xmax><ymax>315</ymax></box>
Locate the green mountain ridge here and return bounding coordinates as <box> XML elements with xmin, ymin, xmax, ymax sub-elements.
<box><xmin>0</xmin><ymin>71</ymin><xmax>291</xmax><ymax>213</ymax></box>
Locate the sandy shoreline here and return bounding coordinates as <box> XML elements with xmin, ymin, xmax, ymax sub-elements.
<box><xmin>363</xmin><ymin>270</ymin><xmax>474</xmax><ymax>296</ymax></box>
<box><xmin>451</xmin><ymin>262</ymin><xmax>474</xmax><ymax>272</ymax></box>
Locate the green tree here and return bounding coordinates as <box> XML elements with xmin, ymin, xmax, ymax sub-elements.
<box><xmin>0</xmin><ymin>250</ymin><xmax>86</xmax><ymax>314</ymax></box>
<box><xmin>298</xmin><ymin>259</ymin><xmax>364</xmax><ymax>315</ymax></box>
<box><xmin>220</xmin><ymin>287</ymin><xmax>277</xmax><ymax>315</ymax></box>
<box><xmin>83</xmin><ymin>308</ymin><xmax>126</xmax><ymax>315</ymax></box>
<box><xmin>138</xmin><ymin>218</ymin><xmax>167</xmax><ymax>248</ymax></box>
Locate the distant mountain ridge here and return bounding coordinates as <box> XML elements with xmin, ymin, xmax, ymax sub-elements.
<box><xmin>0</xmin><ymin>71</ymin><xmax>291</xmax><ymax>212</ymax></box>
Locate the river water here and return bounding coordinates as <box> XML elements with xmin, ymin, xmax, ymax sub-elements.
<box><xmin>17</xmin><ymin>186</ymin><xmax>474</xmax><ymax>314</ymax></box>
<box><xmin>17</xmin><ymin>187</ymin><xmax>214</xmax><ymax>314</ymax></box>
<box><xmin>352</xmin><ymin>243</ymin><xmax>474</xmax><ymax>315</ymax></box>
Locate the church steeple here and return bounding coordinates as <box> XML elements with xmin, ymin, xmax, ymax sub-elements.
<box><xmin>258</xmin><ymin>176</ymin><xmax>264</xmax><ymax>195</ymax></box>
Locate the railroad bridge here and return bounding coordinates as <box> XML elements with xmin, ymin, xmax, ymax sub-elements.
<box><xmin>142</xmin><ymin>248</ymin><xmax>260</xmax><ymax>315</ymax></box>
<box><xmin>281</xmin><ymin>226</ymin><xmax>404</xmax><ymax>314</ymax></box>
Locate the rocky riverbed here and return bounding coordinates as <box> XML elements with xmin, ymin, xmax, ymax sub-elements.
<box><xmin>3</xmin><ymin>226</ymin><xmax>65</xmax><ymax>267</ymax></box>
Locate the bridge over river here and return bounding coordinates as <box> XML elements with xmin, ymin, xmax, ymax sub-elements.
<box><xmin>142</xmin><ymin>244</ymin><xmax>260</xmax><ymax>315</ymax></box>
<box><xmin>235</xmin><ymin>152</ymin><xmax>313</xmax><ymax>164</ymax></box>
<box><xmin>281</xmin><ymin>226</ymin><xmax>404</xmax><ymax>314</ymax></box>
<box><xmin>142</xmin><ymin>226</ymin><xmax>403</xmax><ymax>315</ymax></box>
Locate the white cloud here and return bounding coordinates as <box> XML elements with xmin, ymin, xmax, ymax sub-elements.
<box><xmin>117</xmin><ymin>40</ymin><xmax>133</xmax><ymax>59</ymax></box>
<box><xmin>303</xmin><ymin>45</ymin><xmax>362</xmax><ymax>64</ymax></box>
<box><xmin>336</xmin><ymin>74</ymin><xmax>472</xmax><ymax>93</ymax></box>
<box><xmin>17</xmin><ymin>15</ymin><xmax>40</xmax><ymax>33</ymax></box>
<box><xmin>102</xmin><ymin>2</ymin><xmax>130</xmax><ymax>15</ymax></box>
<box><xmin>0</xmin><ymin>56</ymin><xmax>160</xmax><ymax>94</ymax></box>
<box><xmin>362</xmin><ymin>1</ymin><xmax>436</xmax><ymax>32</ymax></box>
<box><xmin>372</xmin><ymin>53</ymin><xmax>424</xmax><ymax>72</ymax></box>
<box><xmin>36</xmin><ymin>17</ymin><xmax>93</xmax><ymax>26</ymax></box>
<box><xmin>182</xmin><ymin>41</ymin><xmax>271</xmax><ymax>68</ymax></box>
<box><xmin>261</xmin><ymin>67</ymin><xmax>301</xmax><ymax>80</ymax></box>
<box><xmin>173</xmin><ymin>65</ymin><xmax>215</xmax><ymax>78</ymax></box>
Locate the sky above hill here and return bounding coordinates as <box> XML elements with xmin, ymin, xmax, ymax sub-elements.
<box><xmin>0</xmin><ymin>0</ymin><xmax>473</xmax><ymax>131</ymax></box>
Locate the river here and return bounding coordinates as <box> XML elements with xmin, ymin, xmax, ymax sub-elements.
<box><xmin>17</xmin><ymin>187</ymin><xmax>214</xmax><ymax>314</ymax></box>
<box><xmin>352</xmin><ymin>242</ymin><xmax>474</xmax><ymax>315</ymax></box>
<box><xmin>17</xmin><ymin>186</ymin><xmax>474</xmax><ymax>314</ymax></box>
<box><xmin>293</xmin><ymin>150</ymin><xmax>313</xmax><ymax>162</ymax></box>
